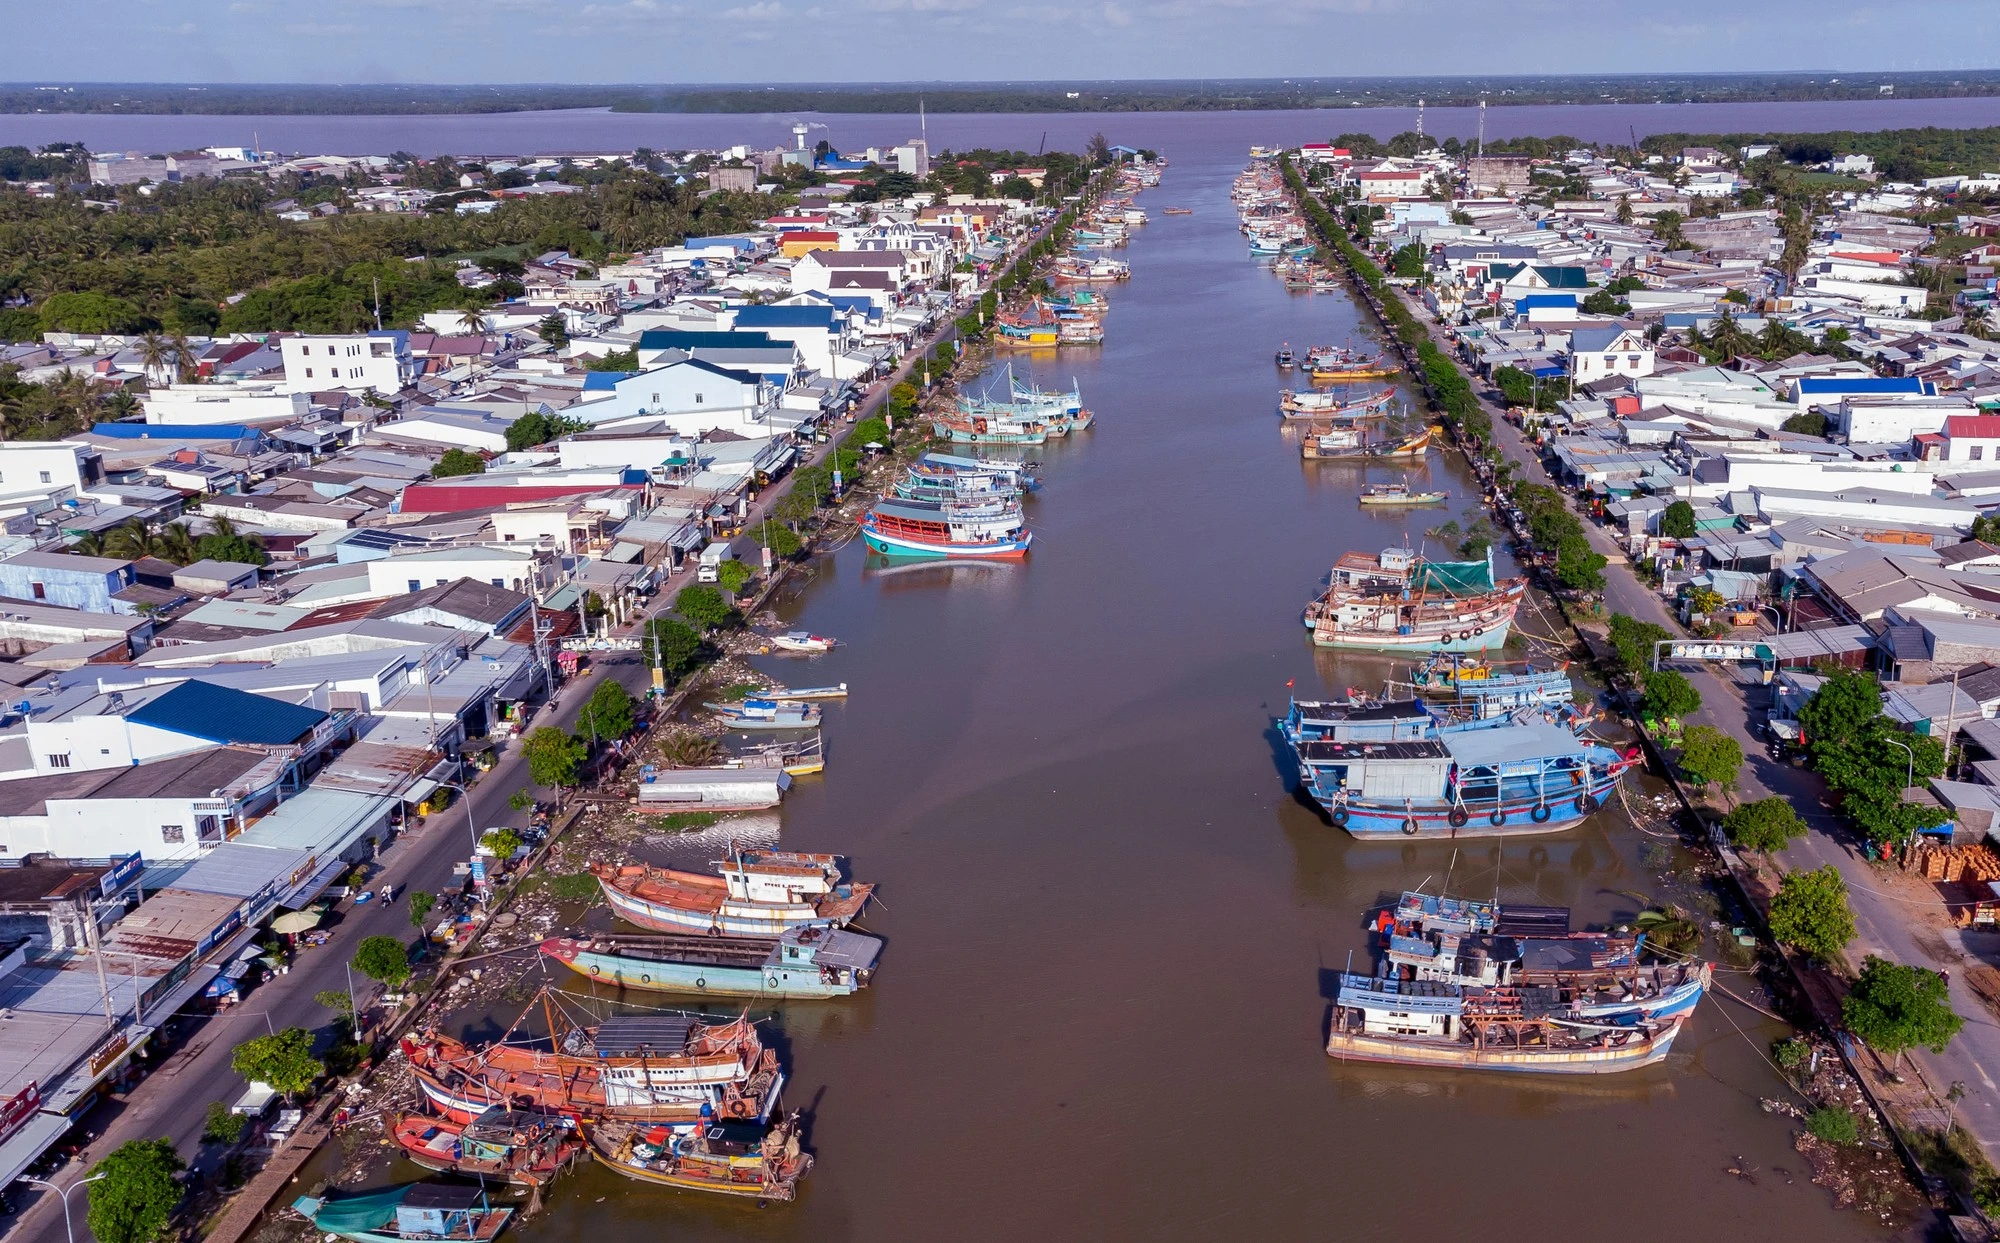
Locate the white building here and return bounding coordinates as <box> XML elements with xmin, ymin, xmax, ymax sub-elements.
<box><xmin>1942</xmin><ymin>415</ymin><xmax>2000</xmax><ymax>464</ymax></box>
<box><xmin>280</xmin><ymin>331</ymin><xmax>416</xmax><ymax>395</ymax></box>
<box><xmin>1831</xmin><ymin>154</ymin><xmax>1876</xmax><ymax>176</ymax></box>
<box><xmin>143</xmin><ymin>383</ymin><xmax>306</xmax><ymax>425</ymax></box>
<box><xmin>1567</xmin><ymin>327</ymin><xmax>1656</xmax><ymax>384</ymax></box>
<box><xmin>365</xmin><ymin>547</ymin><xmax>543</xmax><ymax>597</ymax></box>
<box><xmin>573</xmin><ymin>358</ymin><xmax>781</xmax><ymax>438</ymax></box>
<box><xmin>0</xmin><ymin>442</ymin><xmax>102</xmax><ymax>511</ymax></box>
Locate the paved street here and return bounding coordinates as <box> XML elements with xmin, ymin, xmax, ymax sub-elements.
<box><xmin>1393</xmin><ymin>286</ymin><xmax>2000</xmax><ymax>1158</ymax></box>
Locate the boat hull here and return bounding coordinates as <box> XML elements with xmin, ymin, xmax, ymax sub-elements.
<box><xmin>599</xmin><ymin>881</ymin><xmax>835</xmax><ymax>938</ymax></box>
<box><xmin>1326</xmin><ymin>1019</ymin><xmax>1681</xmax><ymax>1073</ymax></box>
<box><xmin>548</xmin><ymin>946</ymin><xmax>861</xmax><ymax>1000</ymax></box>
<box><xmin>1312</xmin><ymin>619</ymin><xmax>1515</xmax><ymax>653</ymax></box>
<box><xmin>1314</xmin><ymin>771</ymin><xmax>1623</xmax><ymax>840</ymax></box>
<box><xmin>862</xmin><ymin>528</ymin><xmax>1031</xmax><ymax>559</ymax></box>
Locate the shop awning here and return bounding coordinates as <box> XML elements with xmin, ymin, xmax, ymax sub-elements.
<box><xmin>401</xmin><ymin>778</ymin><xmax>439</xmax><ymax>806</ymax></box>
<box><xmin>0</xmin><ymin>1113</ymin><xmax>74</xmax><ymax>1188</ymax></box>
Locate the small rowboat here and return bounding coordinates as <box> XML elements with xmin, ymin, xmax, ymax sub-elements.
<box><xmin>1162</xmin><ymin>207</ymin><xmax>1193</xmax><ymax>215</ymax></box>
<box><xmin>1359</xmin><ymin>484</ymin><xmax>1448</xmax><ymax>506</ymax></box>
<box><xmin>586</xmin><ymin>1114</ymin><xmax>811</xmax><ymax>1202</ymax></box>
<box><xmin>390</xmin><ymin>1109</ymin><xmax>583</xmax><ymax>1188</ymax></box>
<box><xmin>766</xmin><ymin>631</ymin><xmax>837</xmax><ymax>653</ymax></box>
<box><xmin>762</xmin><ymin>684</ymin><xmax>847</xmax><ymax>701</ymax></box>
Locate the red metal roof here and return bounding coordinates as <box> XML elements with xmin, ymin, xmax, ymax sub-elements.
<box><xmin>1944</xmin><ymin>416</ymin><xmax>2000</xmax><ymax>439</ymax></box>
<box><xmin>398</xmin><ymin>482</ymin><xmax>637</xmax><ymax>513</ymax></box>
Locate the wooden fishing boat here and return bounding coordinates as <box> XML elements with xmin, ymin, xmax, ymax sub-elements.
<box><xmin>722</xmin><ymin>733</ymin><xmax>825</xmax><ymax>776</ymax></box>
<box><xmin>585</xmin><ymin>1114</ymin><xmax>811</xmax><ymax>1202</ymax></box>
<box><xmin>293</xmin><ymin>1186</ymin><xmax>512</xmax><ymax>1243</ymax></box>
<box><xmin>402</xmin><ymin>995</ymin><xmax>782</xmax><ymax>1127</ymax></box>
<box><xmin>1359</xmin><ymin>484</ymin><xmax>1447</xmax><ymax>506</ymax></box>
<box><xmin>1162</xmin><ymin>206</ymin><xmax>1193</xmax><ymax>215</ymax></box>
<box><xmin>1301</xmin><ymin>426</ymin><xmax>1433</xmax><ymax>461</ymax></box>
<box><xmin>704</xmin><ymin>698</ymin><xmax>822</xmax><ymax>730</ymax></box>
<box><xmin>862</xmin><ymin>497</ymin><xmax>1031</xmax><ymax>559</ymax></box>
<box><xmin>761</xmin><ymin>684</ymin><xmax>847</xmax><ymax>701</ymax></box>
<box><xmin>1301</xmin><ymin>546</ymin><xmax>1525</xmax><ymax>653</ymax></box>
<box><xmin>592</xmin><ymin>846</ymin><xmax>874</xmax><ymax>937</ymax></box>
<box><xmin>1279</xmin><ymin>386</ymin><xmax>1396</xmax><ymax>420</ymax></box>
<box><xmin>541</xmin><ymin>925</ymin><xmax>882</xmax><ymax>1000</ymax></box>
<box><xmin>389</xmin><ymin>1109</ymin><xmax>583</xmax><ymax>1188</ymax></box>
<box><xmin>1327</xmin><ymin>975</ymin><xmax>1692</xmax><ymax>1072</ymax></box>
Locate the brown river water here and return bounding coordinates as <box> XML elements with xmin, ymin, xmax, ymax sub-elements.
<box><xmin>421</xmin><ymin>153</ymin><xmax>1910</xmax><ymax>1242</ymax></box>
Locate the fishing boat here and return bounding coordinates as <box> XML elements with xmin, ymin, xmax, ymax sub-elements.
<box><xmin>592</xmin><ymin>846</ymin><xmax>874</xmax><ymax>937</ymax></box>
<box><xmin>1162</xmin><ymin>206</ymin><xmax>1193</xmax><ymax>215</ymax></box>
<box><xmin>766</xmin><ymin>631</ymin><xmax>837</xmax><ymax>653</ymax></box>
<box><xmin>1311</xmin><ymin>357</ymin><xmax>1399</xmax><ymax>382</ymax></box>
<box><xmin>721</xmin><ymin>733</ymin><xmax>824</xmax><ymax>777</ymax></box>
<box><xmin>1053</xmin><ymin>255</ymin><xmax>1129</xmax><ymax>282</ymax></box>
<box><xmin>389</xmin><ymin>1109</ymin><xmax>583</xmax><ymax>1188</ymax></box>
<box><xmin>585</xmin><ymin>1114</ymin><xmax>811</xmax><ymax>1202</ymax></box>
<box><xmin>1302</xmin><ymin>546</ymin><xmax>1524</xmax><ymax>652</ymax></box>
<box><xmin>1008</xmin><ymin>373</ymin><xmax>1092</xmax><ymax>431</ymax></box>
<box><xmin>1275</xmin><ymin>344</ymin><xmax>1296</xmax><ymax>369</ymax></box>
<box><xmin>862</xmin><ymin>497</ymin><xmax>1031</xmax><ymax>559</ymax></box>
<box><xmin>1279</xmin><ymin>697</ymin><xmax>1639</xmax><ymax>838</ymax></box>
<box><xmin>1409</xmin><ymin>656</ymin><xmax>1575</xmax><ymax>713</ymax></box>
<box><xmin>762</xmin><ymin>684</ymin><xmax>847</xmax><ymax>701</ymax></box>
<box><xmin>293</xmin><ymin>1186</ymin><xmax>513</xmax><ymax>1243</ymax></box>
<box><xmin>1326</xmin><ymin>975</ymin><xmax>1691</xmax><ymax>1073</ymax></box>
<box><xmin>992</xmin><ymin>302</ymin><xmax>1062</xmax><ymax>348</ymax></box>
<box><xmin>930</xmin><ymin>409</ymin><xmax>1048</xmax><ymax>445</ymax></box>
<box><xmin>540</xmin><ymin>925</ymin><xmax>882</xmax><ymax>1000</ymax></box>
<box><xmin>894</xmin><ymin>469</ymin><xmax>1022</xmax><ymax>503</ymax></box>
<box><xmin>1280</xmin><ymin>387</ymin><xmax>1396</xmax><ymax>421</ymax></box>
<box><xmin>1301</xmin><ymin>426</ymin><xmax>1433</xmax><ymax>461</ymax></box>
<box><xmin>913</xmin><ymin>451</ymin><xmax>1038</xmax><ymax>490</ymax></box>
<box><xmin>403</xmin><ymin>998</ymin><xmax>782</xmax><ymax>1126</ymax></box>
<box><xmin>705</xmin><ymin>698</ymin><xmax>822</xmax><ymax>731</ymax></box>
<box><xmin>1280</xmin><ymin>386</ymin><xmax>1395</xmax><ymax>416</ymax></box>
<box><xmin>1359</xmin><ymin>484</ymin><xmax>1447</xmax><ymax>506</ymax></box>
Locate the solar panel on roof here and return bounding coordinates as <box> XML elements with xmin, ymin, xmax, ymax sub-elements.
<box><xmin>591</xmin><ymin>1016</ymin><xmax>696</xmax><ymax>1055</ymax></box>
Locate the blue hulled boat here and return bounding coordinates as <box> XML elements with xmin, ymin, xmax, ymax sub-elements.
<box><xmin>1280</xmin><ymin>698</ymin><xmax>1638</xmax><ymax>839</ymax></box>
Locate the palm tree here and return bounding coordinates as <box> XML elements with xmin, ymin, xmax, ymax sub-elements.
<box><xmin>154</xmin><ymin>521</ymin><xmax>196</xmax><ymax>566</ymax></box>
<box><xmin>136</xmin><ymin>331</ymin><xmax>170</xmax><ymax>386</ymax></box>
<box><xmin>70</xmin><ymin>531</ymin><xmax>107</xmax><ymax>558</ymax></box>
<box><xmin>1965</xmin><ymin>304</ymin><xmax>1991</xmax><ymax>341</ymax></box>
<box><xmin>102</xmin><ymin>520</ymin><xmax>153</xmax><ymax>561</ymax></box>
<box><xmin>169</xmin><ymin>331</ymin><xmax>194</xmax><ymax>383</ymax></box>
<box><xmin>457</xmin><ymin>302</ymin><xmax>490</xmax><ymax>335</ymax></box>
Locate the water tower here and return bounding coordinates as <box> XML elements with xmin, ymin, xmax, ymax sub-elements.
<box><xmin>792</xmin><ymin>122</ymin><xmax>811</xmax><ymax>152</ymax></box>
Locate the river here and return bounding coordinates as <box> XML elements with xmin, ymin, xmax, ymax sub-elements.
<box><xmin>5</xmin><ymin>97</ymin><xmax>2000</xmax><ymax>159</ymax></box>
<box><xmin>458</xmin><ymin>151</ymin><xmax>1915</xmax><ymax>1241</ymax></box>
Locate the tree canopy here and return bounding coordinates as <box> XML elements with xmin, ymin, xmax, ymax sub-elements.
<box><xmin>1659</xmin><ymin>500</ymin><xmax>1697</xmax><ymax>541</ymax></box>
<box><xmin>1641</xmin><ymin>668</ymin><xmax>1702</xmax><ymax>720</ymax></box>
<box><xmin>1769</xmin><ymin>865</ymin><xmax>1857</xmax><ymax>962</ymax></box>
<box><xmin>523</xmin><ymin>725</ymin><xmax>587</xmax><ymax>789</ymax></box>
<box><xmin>576</xmin><ymin>679</ymin><xmax>637</xmax><ymax>741</ymax></box>
<box><xmin>85</xmin><ymin>1138</ymin><xmax>185</xmax><ymax>1243</ymax></box>
<box><xmin>230</xmin><ymin>1027</ymin><xmax>323</xmax><ymax>1096</ymax></box>
<box><xmin>674</xmin><ymin>584</ymin><xmax>735</xmax><ymax>631</ymax></box>
<box><xmin>1843</xmin><ymin>955</ymin><xmax>1964</xmax><ymax>1058</ymax></box>
<box><xmin>432</xmin><ymin>448</ymin><xmax>486</xmax><ymax>478</ymax></box>
<box><xmin>1678</xmin><ymin>724</ymin><xmax>1743</xmax><ymax>790</ymax></box>
<box><xmin>1723</xmin><ymin>796</ymin><xmax>1809</xmax><ymax>852</ymax></box>
<box><xmin>353</xmin><ymin>935</ymin><xmax>412</xmax><ymax>988</ymax></box>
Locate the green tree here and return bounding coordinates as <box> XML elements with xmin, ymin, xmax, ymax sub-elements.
<box><xmin>647</xmin><ymin>616</ymin><xmax>705</xmax><ymax>679</ymax></box>
<box><xmin>481</xmin><ymin>826</ymin><xmax>524</xmax><ymax>859</ymax></box>
<box><xmin>1805</xmin><ymin>1106</ymin><xmax>1861</xmax><ymax>1145</ymax></box>
<box><xmin>353</xmin><ymin>935</ymin><xmax>412</xmax><ymax>988</ymax></box>
<box><xmin>523</xmin><ymin>725</ymin><xmax>587</xmax><ymax>789</ymax></box>
<box><xmin>1606</xmin><ymin>614</ymin><xmax>1672</xmax><ymax>676</ymax></box>
<box><xmin>85</xmin><ymin>1138</ymin><xmax>185</xmax><ymax>1243</ymax></box>
<box><xmin>1798</xmin><ymin>669</ymin><xmax>1883</xmax><ymax>755</ymax></box>
<box><xmin>759</xmin><ymin>523</ymin><xmax>804</xmax><ymax>559</ymax></box>
<box><xmin>1659</xmin><ymin>500</ymin><xmax>1697</xmax><ymax>540</ymax></box>
<box><xmin>229</xmin><ymin>1027</ymin><xmax>323</xmax><ymax>1097</ymax></box>
<box><xmin>1678</xmin><ymin>725</ymin><xmax>1743</xmax><ymax>791</ymax></box>
<box><xmin>202</xmin><ymin>1102</ymin><xmax>248</xmax><ymax>1145</ymax></box>
<box><xmin>674</xmin><ymin>584</ymin><xmax>735</xmax><ymax>630</ymax></box>
<box><xmin>433</xmin><ymin>448</ymin><xmax>486</xmax><ymax>477</ymax></box>
<box><xmin>1641</xmin><ymin>668</ymin><xmax>1702</xmax><ymax>720</ymax></box>
<box><xmin>40</xmin><ymin>291</ymin><xmax>147</xmax><ymax>335</ymax></box>
<box><xmin>1723</xmin><ymin>797</ymin><xmax>1808</xmax><ymax>852</ymax></box>
<box><xmin>1780</xmin><ymin>411</ymin><xmax>1829</xmax><ymax>437</ymax></box>
<box><xmin>716</xmin><ymin>559</ymin><xmax>752</xmax><ymax>595</ymax></box>
<box><xmin>577</xmin><ymin>678</ymin><xmax>637</xmax><ymax>741</ymax></box>
<box><xmin>585</xmin><ymin>346</ymin><xmax>640</xmax><ymax>371</ymax></box>
<box><xmin>1769</xmin><ymin>865</ymin><xmax>1857</xmax><ymax>962</ymax></box>
<box><xmin>537</xmin><ymin>314</ymin><xmax>568</xmax><ymax>346</ymax></box>
<box><xmin>407</xmin><ymin>891</ymin><xmax>435</xmax><ymax>928</ymax></box>
<box><xmin>1843</xmin><ymin>955</ymin><xmax>1965</xmax><ymax>1062</ymax></box>
<box><xmin>1391</xmin><ymin>243</ymin><xmax>1425</xmax><ymax>279</ymax></box>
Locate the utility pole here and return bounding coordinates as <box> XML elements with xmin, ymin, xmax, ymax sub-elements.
<box><xmin>1477</xmin><ymin>98</ymin><xmax>1486</xmax><ymax>157</ymax></box>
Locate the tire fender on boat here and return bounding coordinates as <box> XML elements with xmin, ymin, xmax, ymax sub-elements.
<box><xmin>589</xmin><ymin>965</ymin><xmax>600</xmax><ymax>977</ymax></box>
<box><xmin>767</xmin><ymin>975</ymin><xmax>780</xmax><ymax>989</ymax></box>
<box><xmin>1488</xmin><ymin>807</ymin><xmax>1506</xmax><ymax>826</ymax></box>
<box><xmin>1401</xmin><ymin>817</ymin><xmax>1420</xmax><ymax>836</ymax></box>
<box><xmin>1446</xmin><ymin>806</ymin><xmax>1469</xmax><ymax>829</ymax></box>
<box><xmin>640</xmin><ymin>974</ymin><xmax>651</xmax><ymax>984</ymax></box>
<box><xmin>1530</xmin><ymin>804</ymin><xmax>1553</xmax><ymax>823</ymax></box>
<box><xmin>1575</xmin><ymin>792</ymin><xmax>1600</xmax><ymax>815</ymax></box>
<box><xmin>1458</xmin><ymin>630</ymin><xmax>1471</xmax><ymax>642</ymax></box>
<box><xmin>694</xmin><ymin>977</ymin><xmax>706</xmax><ymax>990</ymax></box>
<box><xmin>727</xmin><ymin>1098</ymin><xmax>753</xmax><ymax>1119</ymax></box>
<box><xmin>1330</xmin><ymin>807</ymin><xmax>1351</xmax><ymax>826</ymax></box>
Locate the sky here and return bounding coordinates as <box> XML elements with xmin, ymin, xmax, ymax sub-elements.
<box><xmin>12</xmin><ymin>0</ymin><xmax>2000</xmax><ymax>84</ymax></box>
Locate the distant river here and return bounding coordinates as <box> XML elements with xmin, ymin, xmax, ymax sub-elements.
<box><xmin>4</xmin><ymin>96</ymin><xmax>2000</xmax><ymax>158</ymax></box>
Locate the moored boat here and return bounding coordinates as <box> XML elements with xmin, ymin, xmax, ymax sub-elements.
<box><xmin>766</xmin><ymin>631</ymin><xmax>837</xmax><ymax>653</ymax></box>
<box><xmin>1279</xmin><ymin>697</ymin><xmax>1639</xmax><ymax>838</ymax></box>
<box><xmin>1301</xmin><ymin>426</ymin><xmax>1433</xmax><ymax>461</ymax></box>
<box><xmin>705</xmin><ymin>698</ymin><xmax>822</xmax><ymax>731</ymax></box>
<box><xmin>1359</xmin><ymin>484</ymin><xmax>1447</xmax><ymax>506</ymax></box>
<box><xmin>389</xmin><ymin>1109</ymin><xmax>583</xmax><ymax>1187</ymax></box>
<box><xmin>1301</xmin><ymin>546</ymin><xmax>1522</xmax><ymax>651</ymax></box>
<box><xmin>762</xmin><ymin>684</ymin><xmax>848</xmax><ymax>701</ymax></box>
<box><xmin>293</xmin><ymin>1185</ymin><xmax>513</xmax><ymax>1243</ymax></box>
<box><xmin>585</xmin><ymin>1113</ymin><xmax>811</xmax><ymax>1201</ymax></box>
<box><xmin>402</xmin><ymin>1000</ymin><xmax>782</xmax><ymax>1127</ymax></box>
<box><xmin>592</xmin><ymin>846</ymin><xmax>874</xmax><ymax>937</ymax></box>
<box><xmin>862</xmin><ymin>497</ymin><xmax>1031</xmax><ymax>559</ymax></box>
<box><xmin>540</xmin><ymin>925</ymin><xmax>882</xmax><ymax>1000</ymax></box>
<box><xmin>1326</xmin><ymin>975</ymin><xmax>1691</xmax><ymax>1073</ymax></box>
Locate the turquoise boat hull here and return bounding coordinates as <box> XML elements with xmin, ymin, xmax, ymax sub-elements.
<box><xmin>551</xmin><ymin>944</ymin><xmax>862</xmax><ymax>999</ymax></box>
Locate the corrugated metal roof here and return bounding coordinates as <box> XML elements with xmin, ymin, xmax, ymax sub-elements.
<box><xmin>125</xmin><ymin>680</ymin><xmax>327</xmax><ymax>746</ymax></box>
<box><xmin>237</xmin><ymin>786</ymin><xmax>393</xmax><ymax>857</ymax></box>
<box><xmin>173</xmin><ymin>842</ymin><xmax>312</xmax><ymax>899</ymax></box>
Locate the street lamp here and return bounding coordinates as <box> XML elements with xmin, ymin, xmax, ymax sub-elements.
<box><xmin>428</xmin><ymin>777</ymin><xmax>482</xmax><ymax>850</ymax></box>
<box><xmin>1879</xmin><ymin>735</ymin><xmax>1926</xmax><ymax>857</ymax></box>
<box><xmin>21</xmin><ymin>1173</ymin><xmax>107</xmax><ymax>1243</ymax></box>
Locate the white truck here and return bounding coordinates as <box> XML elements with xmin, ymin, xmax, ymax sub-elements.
<box><xmin>696</xmin><ymin>542</ymin><xmax>732</xmax><ymax>583</ymax></box>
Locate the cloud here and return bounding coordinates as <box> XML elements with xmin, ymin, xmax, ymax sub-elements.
<box><xmin>720</xmin><ymin>0</ymin><xmax>782</xmax><ymax>15</ymax></box>
<box><xmin>1101</xmin><ymin>0</ymin><xmax>1130</xmax><ymax>23</ymax></box>
<box><xmin>285</xmin><ymin>21</ymin><xmax>360</xmax><ymax>34</ymax></box>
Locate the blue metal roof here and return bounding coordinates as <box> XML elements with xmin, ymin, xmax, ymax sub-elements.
<box><xmin>1516</xmin><ymin>293</ymin><xmax>1579</xmax><ymax>309</ymax></box>
<box><xmin>635</xmin><ymin>330</ymin><xmax>779</xmax><ymax>352</ymax></box>
<box><xmin>92</xmin><ymin>422</ymin><xmax>254</xmax><ymax>440</ymax></box>
<box><xmin>126</xmin><ymin>680</ymin><xmax>327</xmax><ymax>746</ymax></box>
<box><xmin>581</xmin><ymin>371</ymin><xmax>635</xmax><ymax>391</ymax></box>
<box><xmin>733</xmin><ymin>306</ymin><xmax>837</xmax><ymax>329</ymax></box>
<box><xmin>1796</xmin><ymin>376</ymin><xmax>1933</xmax><ymax>396</ymax></box>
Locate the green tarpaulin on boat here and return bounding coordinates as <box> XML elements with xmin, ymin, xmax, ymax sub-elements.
<box><xmin>1414</xmin><ymin>556</ymin><xmax>1496</xmax><ymax>596</ymax></box>
<box><xmin>306</xmin><ymin>1188</ymin><xmax>408</xmax><ymax>1235</ymax></box>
